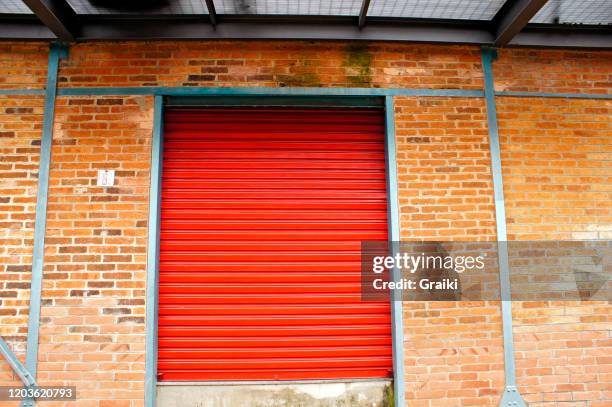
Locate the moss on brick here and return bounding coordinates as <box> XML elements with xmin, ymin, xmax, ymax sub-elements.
<box><xmin>344</xmin><ymin>43</ymin><xmax>372</xmax><ymax>86</ymax></box>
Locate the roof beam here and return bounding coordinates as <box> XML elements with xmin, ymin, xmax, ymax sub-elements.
<box><xmin>78</xmin><ymin>19</ymin><xmax>494</xmax><ymax>44</ymax></box>
<box><xmin>511</xmin><ymin>26</ymin><xmax>612</xmax><ymax>48</ymax></box>
<box><xmin>0</xmin><ymin>18</ymin><xmax>55</xmax><ymax>39</ymax></box>
<box><xmin>0</xmin><ymin>15</ymin><xmax>609</xmax><ymax>48</ymax></box>
<box><xmin>204</xmin><ymin>0</ymin><xmax>218</xmax><ymax>26</ymax></box>
<box><xmin>494</xmin><ymin>0</ymin><xmax>548</xmax><ymax>46</ymax></box>
<box><xmin>22</xmin><ymin>0</ymin><xmax>79</xmax><ymax>41</ymax></box>
<box><xmin>358</xmin><ymin>0</ymin><xmax>372</xmax><ymax>28</ymax></box>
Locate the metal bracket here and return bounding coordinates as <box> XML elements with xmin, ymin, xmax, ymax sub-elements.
<box><xmin>500</xmin><ymin>385</ymin><xmax>527</xmax><ymax>407</ymax></box>
<box><xmin>22</xmin><ymin>399</ymin><xmax>35</xmax><ymax>407</ymax></box>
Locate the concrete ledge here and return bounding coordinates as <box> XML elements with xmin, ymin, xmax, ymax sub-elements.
<box><xmin>157</xmin><ymin>380</ymin><xmax>393</xmax><ymax>407</ymax></box>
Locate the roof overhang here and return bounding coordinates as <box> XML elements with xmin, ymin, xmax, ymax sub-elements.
<box><xmin>0</xmin><ymin>0</ymin><xmax>610</xmax><ymax>48</ymax></box>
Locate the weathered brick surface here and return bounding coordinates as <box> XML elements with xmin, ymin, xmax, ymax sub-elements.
<box><xmin>498</xmin><ymin>97</ymin><xmax>612</xmax><ymax>240</ymax></box>
<box><xmin>395</xmin><ymin>97</ymin><xmax>504</xmax><ymax>406</ymax></box>
<box><xmin>395</xmin><ymin>97</ymin><xmax>496</xmax><ymax>240</ymax></box>
<box><xmin>34</xmin><ymin>96</ymin><xmax>153</xmax><ymax>407</ymax></box>
<box><xmin>0</xmin><ymin>42</ymin><xmax>48</xmax><ymax>89</ymax></box>
<box><xmin>498</xmin><ymin>97</ymin><xmax>612</xmax><ymax>406</ymax></box>
<box><xmin>493</xmin><ymin>49</ymin><xmax>612</xmax><ymax>95</ymax></box>
<box><xmin>0</xmin><ymin>40</ymin><xmax>610</xmax><ymax>407</ymax></box>
<box><xmin>59</xmin><ymin>41</ymin><xmax>484</xmax><ymax>89</ymax></box>
<box><xmin>511</xmin><ymin>301</ymin><xmax>611</xmax><ymax>407</ymax></box>
<box><xmin>0</xmin><ymin>95</ymin><xmax>44</xmax><ymax>392</ymax></box>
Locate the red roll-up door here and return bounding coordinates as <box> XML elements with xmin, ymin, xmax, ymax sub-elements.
<box><xmin>158</xmin><ymin>107</ymin><xmax>392</xmax><ymax>381</ymax></box>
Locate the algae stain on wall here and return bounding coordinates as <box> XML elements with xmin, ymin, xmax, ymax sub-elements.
<box><xmin>345</xmin><ymin>43</ymin><xmax>372</xmax><ymax>86</ymax></box>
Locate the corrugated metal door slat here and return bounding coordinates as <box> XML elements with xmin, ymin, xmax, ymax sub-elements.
<box><xmin>158</xmin><ymin>107</ymin><xmax>392</xmax><ymax>381</ymax></box>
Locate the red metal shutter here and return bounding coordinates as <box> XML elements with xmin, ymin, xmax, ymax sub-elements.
<box><xmin>158</xmin><ymin>107</ymin><xmax>392</xmax><ymax>381</ymax></box>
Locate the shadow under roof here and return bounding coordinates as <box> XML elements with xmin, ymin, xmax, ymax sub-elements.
<box><xmin>0</xmin><ymin>0</ymin><xmax>610</xmax><ymax>48</ymax></box>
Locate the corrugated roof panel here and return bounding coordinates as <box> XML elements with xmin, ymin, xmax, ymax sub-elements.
<box><xmin>64</xmin><ymin>0</ymin><xmax>363</xmax><ymax>16</ymax></box>
<box><xmin>531</xmin><ymin>0</ymin><xmax>612</xmax><ymax>25</ymax></box>
<box><xmin>65</xmin><ymin>0</ymin><xmax>208</xmax><ymax>15</ymax></box>
<box><xmin>0</xmin><ymin>0</ymin><xmax>32</xmax><ymax>14</ymax></box>
<box><xmin>215</xmin><ymin>0</ymin><xmax>362</xmax><ymax>15</ymax></box>
<box><xmin>368</xmin><ymin>0</ymin><xmax>507</xmax><ymax>20</ymax></box>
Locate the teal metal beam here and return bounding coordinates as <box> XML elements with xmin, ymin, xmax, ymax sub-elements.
<box><xmin>144</xmin><ymin>95</ymin><xmax>164</xmax><ymax>407</ymax></box>
<box><xmin>0</xmin><ymin>337</ymin><xmax>37</xmax><ymax>387</ymax></box>
<box><xmin>165</xmin><ymin>95</ymin><xmax>384</xmax><ymax>108</ymax></box>
<box><xmin>481</xmin><ymin>47</ymin><xmax>527</xmax><ymax>407</ymax></box>
<box><xmin>385</xmin><ymin>96</ymin><xmax>405</xmax><ymax>407</ymax></box>
<box><xmin>53</xmin><ymin>86</ymin><xmax>612</xmax><ymax>100</ymax></box>
<box><xmin>57</xmin><ymin>87</ymin><xmax>484</xmax><ymax>98</ymax></box>
<box><xmin>21</xmin><ymin>42</ymin><xmax>68</xmax><ymax>407</ymax></box>
<box><xmin>2</xmin><ymin>85</ymin><xmax>610</xmax><ymax>102</ymax></box>
<box><xmin>0</xmin><ymin>89</ymin><xmax>45</xmax><ymax>95</ymax></box>
<box><xmin>495</xmin><ymin>90</ymin><xmax>612</xmax><ymax>100</ymax></box>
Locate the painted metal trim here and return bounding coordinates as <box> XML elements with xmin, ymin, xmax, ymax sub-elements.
<box><xmin>481</xmin><ymin>47</ymin><xmax>527</xmax><ymax>407</ymax></box>
<box><xmin>21</xmin><ymin>42</ymin><xmax>67</xmax><ymax>407</ymax></box>
<box><xmin>0</xmin><ymin>89</ymin><xmax>45</xmax><ymax>95</ymax></box>
<box><xmin>0</xmin><ymin>337</ymin><xmax>37</xmax><ymax>387</ymax></box>
<box><xmin>2</xmin><ymin>85</ymin><xmax>607</xmax><ymax>101</ymax></box>
<box><xmin>57</xmin><ymin>87</ymin><xmax>484</xmax><ymax>98</ymax></box>
<box><xmin>165</xmin><ymin>95</ymin><xmax>384</xmax><ymax>108</ymax></box>
<box><xmin>385</xmin><ymin>96</ymin><xmax>405</xmax><ymax>407</ymax></box>
<box><xmin>495</xmin><ymin>90</ymin><xmax>612</xmax><ymax>100</ymax></box>
<box><xmin>54</xmin><ymin>86</ymin><xmax>612</xmax><ymax>100</ymax></box>
<box><xmin>145</xmin><ymin>95</ymin><xmax>164</xmax><ymax>407</ymax></box>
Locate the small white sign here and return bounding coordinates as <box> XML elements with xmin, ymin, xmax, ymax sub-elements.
<box><xmin>97</xmin><ymin>170</ymin><xmax>115</xmax><ymax>187</ymax></box>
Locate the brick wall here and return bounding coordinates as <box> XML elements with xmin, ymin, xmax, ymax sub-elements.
<box><xmin>493</xmin><ymin>49</ymin><xmax>612</xmax><ymax>95</ymax></box>
<box><xmin>395</xmin><ymin>96</ymin><xmax>503</xmax><ymax>406</ymax></box>
<box><xmin>0</xmin><ymin>41</ymin><xmax>610</xmax><ymax>407</ymax></box>
<box><xmin>395</xmin><ymin>97</ymin><xmax>495</xmax><ymax>240</ymax></box>
<box><xmin>498</xmin><ymin>97</ymin><xmax>612</xmax><ymax>241</ymax></box>
<box><xmin>60</xmin><ymin>41</ymin><xmax>484</xmax><ymax>89</ymax></box>
<box><xmin>35</xmin><ymin>96</ymin><xmax>153</xmax><ymax>407</ymax></box>
<box><xmin>0</xmin><ymin>42</ymin><xmax>48</xmax><ymax>89</ymax></box>
<box><xmin>497</xmin><ymin>96</ymin><xmax>612</xmax><ymax>407</ymax></box>
<box><xmin>0</xmin><ymin>95</ymin><xmax>44</xmax><ymax>394</ymax></box>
